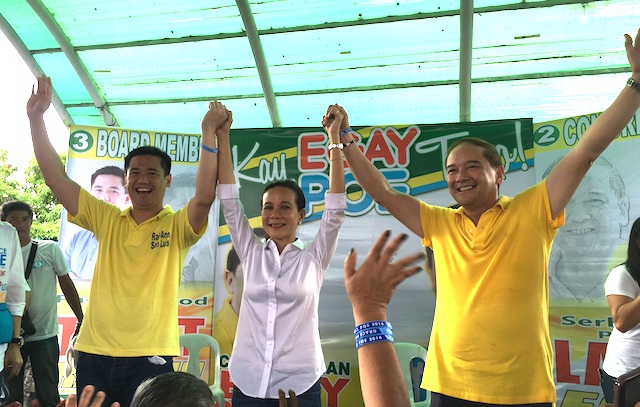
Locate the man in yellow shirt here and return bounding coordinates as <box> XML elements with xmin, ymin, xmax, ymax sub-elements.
<box><xmin>25</xmin><ymin>75</ymin><xmax>229</xmax><ymax>407</ymax></box>
<box><xmin>338</xmin><ymin>30</ymin><xmax>640</xmax><ymax>407</ymax></box>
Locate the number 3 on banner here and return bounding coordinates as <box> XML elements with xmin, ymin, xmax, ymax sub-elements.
<box><xmin>69</xmin><ymin>130</ymin><xmax>94</xmax><ymax>153</ymax></box>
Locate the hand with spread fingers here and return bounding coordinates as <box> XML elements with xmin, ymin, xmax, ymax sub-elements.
<box><xmin>345</xmin><ymin>231</ymin><xmax>424</xmax><ymax>324</ymax></box>
<box><xmin>33</xmin><ymin>385</ymin><xmax>120</xmax><ymax>407</ymax></box>
<box><xmin>344</xmin><ymin>231</ymin><xmax>423</xmax><ymax>407</ymax></box>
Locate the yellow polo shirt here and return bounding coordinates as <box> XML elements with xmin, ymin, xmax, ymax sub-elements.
<box><xmin>70</xmin><ymin>188</ymin><xmax>204</xmax><ymax>357</ymax></box>
<box><xmin>421</xmin><ymin>180</ymin><xmax>564</xmax><ymax>404</ymax></box>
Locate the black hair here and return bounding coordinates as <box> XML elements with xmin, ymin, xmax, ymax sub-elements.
<box><xmin>624</xmin><ymin>217</ymin><xmax>640</xmax><ymax>286</ymax></box>
<box><xmin>91</xmin><ymin>165</ymin><xmax>125</xmax><ymax>187</ymax></box>
<box><xmin>446</xmin><ymin>137</ymin><xmax>503</xmax><ymax>168</ymax></box>
<box><xmin>130</xmin><ymin>372</ymin><xmax>215</xmax><ymax>407</ymax></box>
<box><xmin>0</xmin><ymin>201</ymin><xmax>33</xmax><ymax>221</ymax></box>
<box><xmin>124</xmin><ymin>146</ymin><xmax>172</xmax><ymax>176</ymax></box>
<box><xmin>261</xmin><ymin>180</ymin><xmax>306</xmax><ymax>212</ymax></box>
<box><xmin>260</xmin><ymin>179</ymin><xmax>307</xmax><ymax>212</ymax></box>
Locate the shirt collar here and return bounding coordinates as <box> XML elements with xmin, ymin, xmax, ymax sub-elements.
<box><xmin>263</xmin><ymin>237</ymin><xmax>305</xmax><ymax>251</ymax></box>
<box><xmin>120</xmin><ymin>205</ymin><xmax>173</xmax><ymax>220</ymax></box>
<box><xmin>453</xmin><ymin>195</ymin><xmax>511</xmax><ymax>216</ymax></box>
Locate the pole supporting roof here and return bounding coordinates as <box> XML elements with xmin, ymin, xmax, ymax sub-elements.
<box><xmin>236</xmin><ymin>0</ymin><xmax>282</xmax><ymax>127</ymax></box>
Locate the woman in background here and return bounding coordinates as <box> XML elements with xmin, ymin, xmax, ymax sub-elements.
<box><xmin>600</xmin><ymin>217</ymin><xmax>640</xmax><ymax>404</ymax></box>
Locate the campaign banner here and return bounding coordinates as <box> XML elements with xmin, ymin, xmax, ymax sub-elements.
<box><xmin>533</xmin><ymin>109</ymin><xmax>640</xmax><ymax>406</ymax></box>
<box><xmin>55</xmin><ymin>119</ymin><xmax>534</xmax><ymax>405</ymax></box>
<box><xmin>210</xmin><ymin>119</ymin><xmax>534</xmax><ymax>406</ymax></box>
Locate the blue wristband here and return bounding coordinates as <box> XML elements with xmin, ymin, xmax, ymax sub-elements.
<box><xmin>201</xmin><ymin>143</ymin><xmax>218</xmax><ymax>154</ymax></box>
<box><xmin>354</xmin><ymin>326</ymin><xmax>394</xmax><ymax>340</ymax></box>
<box><xmin>355</xmin><ymin>334</ymin><xmax>394</xmax><ymax>349</ymax></box>
<box><xmin>353</xmin><ymin>320</ymin><xmax>392</xmax><ymax>334</ymax></box>
<box><xmin>339</xmin><ymin>127</ymin><xmax>352</xmax><ymax>137</ymax></box>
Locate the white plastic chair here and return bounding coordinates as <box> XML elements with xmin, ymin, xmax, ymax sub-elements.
<box><xmin>394</xmin><ymin>342</ymin><xmax>430</xmax><ymax>407</ymax></box>
<box><xmin>179</xmin><ymin>333</ymin><xmax>225</xmax><ymax>407</ymax></box>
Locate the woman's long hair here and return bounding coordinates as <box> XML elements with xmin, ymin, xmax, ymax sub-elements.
<box><xmin>624</xmin><ymin>217</ymin><xmax>640</xmax><ymax>286</ymax></box>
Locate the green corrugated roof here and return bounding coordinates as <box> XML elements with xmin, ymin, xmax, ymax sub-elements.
<box><xmin>1</xmin><ymin>0</ymin><xmax>638</xmax><ymax>134</ymax></box>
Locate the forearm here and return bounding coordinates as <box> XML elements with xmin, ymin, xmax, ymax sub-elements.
<box><xmin>28</xmin><ymin>114</ymin><xmax>80</xmax><ymax>215</ymax></box>
<box><xmin>614</xmin><ymin>296</ymin><xmax>640</xmax><ymax>332</ymax></box>
<box><xmin>11</xmin><ymin>315</ymin><xmax>21</xmax><ymax>338</ymax></box>
<box><xmin>576</xmin><ymin>76</ymin><xmax>640</xmax><ymax>160</ymax></box>
<box><xmin>217</xmin><ymin>130</ymin><xmax>236</xmax><ymax>185</ymax></box>
<box><xmin>60</xmin><ymin>278</ymin><xmax>84</xmax><ymax>322</ymax></box>
<box><xmin>29</xmin><ymin>115</ymin><xmax>69</xmax><ymax>188</ymax></box>
<box><xmin>328</xmin><ymin>129</ymin><xmax>345</xmax><ymax>194</ymax></box>
<box><xmin>341</xmin><ymin>139</ymin><xmax>394</xmax><ymax>203</ymax></box>
<box><xmin>193</xmin><ymin>128</ymin><xmax>218</xmax><ymax>207</ymax></box>
<box><xmin>354</xmin><ymin>310</ymin><xmax>410</xmax><ymax>407</ymax></box>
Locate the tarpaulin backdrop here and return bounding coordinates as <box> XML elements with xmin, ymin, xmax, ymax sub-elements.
<box><xmin>533</xmin><ymin>109</ymin><xmax>640</xmax><ymax>407</ymax></box>
<box><xmin>204</xmin><ymin>119</ymin><xmax>533</xmax><ymax>406</ymax></box>
<box><xmin>56</xmin><ymin>118</ymin><xmax>542</xmax><ymax>406</ymax></box>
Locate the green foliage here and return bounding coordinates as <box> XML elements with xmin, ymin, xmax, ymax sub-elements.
<box><xmin>1</xmin><ymin>149</ymin><xmax>66</xmax><ymax>241</ymax></box>
<box><xmin>0</xmin><ymin>150</ymin><xmax>24</xmax><ymax>204</ymax></box>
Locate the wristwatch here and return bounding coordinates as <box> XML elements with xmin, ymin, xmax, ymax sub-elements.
<box><xmin>10</xmin><ymin>336</ymin><xmax>24</xmax><ymax>347</ymax></box>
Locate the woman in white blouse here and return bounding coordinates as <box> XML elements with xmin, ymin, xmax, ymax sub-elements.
<box><xmin>600</xmin><ymin>217</ymin><xmax>640</xmax><ymax>404</ymax></box>
<box><xmin>215</xmin><ymin>104</ymin><xmax>348</xmax><ymax>407</ymax></box>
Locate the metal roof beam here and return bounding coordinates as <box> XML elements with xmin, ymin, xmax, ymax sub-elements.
<box><xmin>62</xmin><ymin>65</ymin><xmax>632</xmax><ymax>109</ymax></box>
<box><xmin>235</xmin><ymin>0</ymin><xmax>282</xmax><ymax>128</ymax></box>
<box><xmin>26</xmin><ymin>0</ymin><xmax>117</xmax><ymax>126</ymax></box>
<box><xmin>0</xmin><ymin>13</ymin><xmax>73</xmax><ymax>127</ymax></box>
<box><xmin>27</xmin><ymin>0</ymin><xmax>605</xmax><ymax>54</ymax></box>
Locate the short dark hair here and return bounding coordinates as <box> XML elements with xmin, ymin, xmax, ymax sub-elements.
<box><xmin>91</xmin><ymin>165</ymin><xmax>126</xmax><ymax>187</ymax></box>
<box><xmin>226</xmin><ymin>228</ymin><xmax>268</xmax><ymax>275</ymax></box>
<box><xmin>1</xmin><ymin>201</ymin><xmax>33</xmax><ymax>221</ymax></box>
<box><xmin>446</xmin><ymin>137</ymin><xmax>503</xmax><ymax>169</ymax></box>
<box><xmin>261</xmin><ymin>180</ymin><xmax>306</xmax><ymax>212</ymax></box>
<box><xmin>130</xmin><ymin>372</ymin><xmax>215</xmax><ymax>407</ymax></box>
<box><xmin>124</xmin><ymin>146</ymin><xmax>172</xmax><ymax>176</ymax></box>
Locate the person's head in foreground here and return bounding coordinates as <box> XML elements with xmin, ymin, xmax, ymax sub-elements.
<box><xmin>130</xmin><ymin>372</ymin><xmax>215</xmax><ymax>407</ymax></box>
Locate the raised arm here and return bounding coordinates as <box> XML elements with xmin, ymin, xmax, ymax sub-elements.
<box><xmin>216</xmin><ymin>108</ymin><xmax>235</xmax><ymax>186</ymax></box>
<box><xmin>337</xmin><ymin>107</ymin><xmax>423</xmax><ymax>237</ymax></box>
<box><xmin>186</xmin><ymin>101</ymin><xmax>228</xmax><ymax>232</ymax></box>
<box><xmin>27</xmin><ymin>76</ymin><xmax>81</xmax><ymax>216</ymax></box>
<box><xmin>322</xmin><ymin>104</ymin><xmax>346</xmax><ymax>194</ymax></box>
<box><xmin>344</xmin><ymin>231</ymin><xmax>423</xmax><ymax>407</ymax></box>
<box><xmin>546</xmin><ymin>29</ymin><xmax>640</xmax><ymax>219</ymax></box>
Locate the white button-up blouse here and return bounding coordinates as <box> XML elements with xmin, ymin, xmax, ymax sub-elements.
<box><xmin>219</xmin><ymin>183</ymin><xmax>346</xmax><ymax>399</ymax></box>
